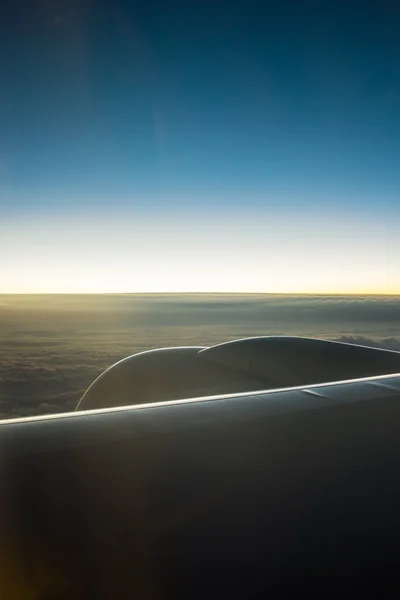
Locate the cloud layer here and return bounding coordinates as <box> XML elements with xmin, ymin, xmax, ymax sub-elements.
<box><xmin>1</xmin><ymin>294</ymin><xmax>399</xmax><ymax>418</ymax></box>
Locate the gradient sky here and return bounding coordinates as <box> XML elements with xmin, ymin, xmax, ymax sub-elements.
<box><xmin>1</xmin><ymin>0</ymin><xmax>399</xmax><ymax>293</ymax></box>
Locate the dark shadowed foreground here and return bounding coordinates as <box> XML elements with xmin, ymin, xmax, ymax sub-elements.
<box><xmin>2</xmin><ymin>374</ymin><xmax>400</xmax><ymax>598</ymax></box>
<box><xmin>0</xmin><ymin>294</ymin><xmax>399</xmax><ymax>418</ymax></box>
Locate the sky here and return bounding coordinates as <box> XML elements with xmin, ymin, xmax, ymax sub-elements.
<box><xmin>0</xmin><ymin>0</ymin><xmax>399</xmax><ymax>293</ymax></box>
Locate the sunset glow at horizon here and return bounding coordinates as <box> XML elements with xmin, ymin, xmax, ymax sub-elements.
<box><xmin>1</xmin><ymin>206</ymin><xmax>399</xmax><ymax>295</ymax></box>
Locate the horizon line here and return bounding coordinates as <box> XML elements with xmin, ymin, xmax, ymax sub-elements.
<box><xmin>1</xmin><ymin>291</ymin><xmax>399</xmax><ymax>297</ymax></box>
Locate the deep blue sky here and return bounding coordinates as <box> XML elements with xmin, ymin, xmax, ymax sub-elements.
<box><xmin>1</xmin><ymin>0</ymin><xmax>399</xmax><ymax>292</ymax></box>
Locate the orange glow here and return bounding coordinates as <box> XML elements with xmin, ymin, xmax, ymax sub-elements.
<box><xmin>1</xmin><ymin>210</ymin><xmax>398</xmax><ymax>295</ymax></box>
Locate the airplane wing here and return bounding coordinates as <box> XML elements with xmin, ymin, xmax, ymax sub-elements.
<box><xmin>77</xmin><ymin>336</ymin><xmax>400</xmax><ymax>410</ymax></box>
<box><xmin>1</xmin><ymin>337</ymin><xmax>400</xmax><ymax>598</ymax></box>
